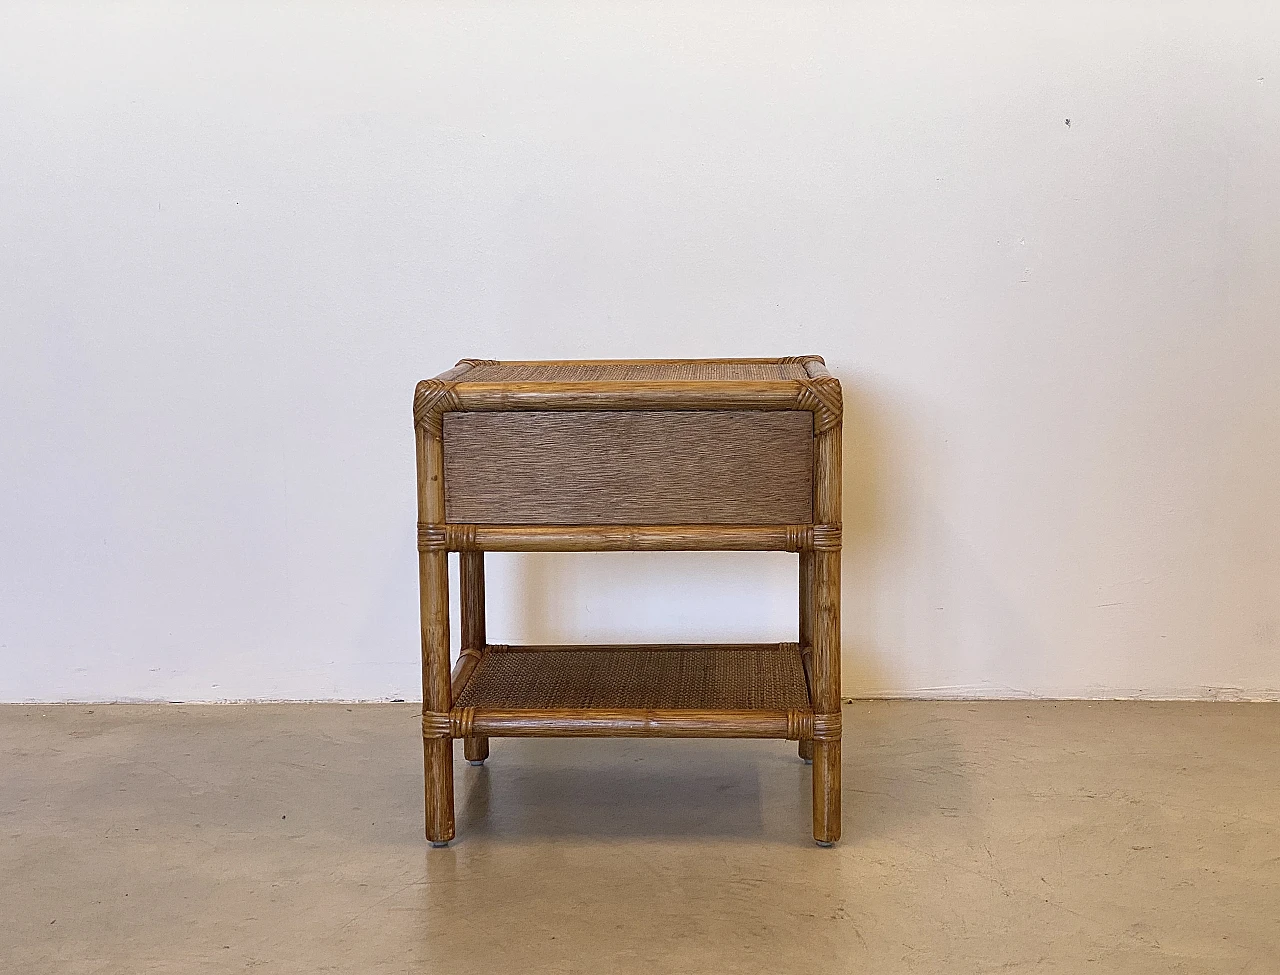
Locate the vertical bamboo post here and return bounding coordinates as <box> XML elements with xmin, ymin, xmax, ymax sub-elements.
<box><xmin>797</xmin><ymin>551</ymin><xmax>815</xmax><ymax>764</ymax></box>
<box><xmin>811</xmin><ymin>418</ymin><xmax>842</xmax><ymax>846</ymax></box>
<box><xmin>460</xmin><ymin>551</ymin><xmax>489</xmax><ymax>765</ymax></box>
<box><xmin>417</xmin><ymin>416</ymin><xmax>455</xmax><ymax>846</ymax></box>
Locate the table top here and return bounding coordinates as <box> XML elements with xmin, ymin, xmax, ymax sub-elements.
<box><xmin>450</xmin><ymin>357</ymin><xmax>822</xmax><ymax>384</ymax></box>
<box><xmin>415</xmin><ymin>356</ymin><xmax>840</xmax><ymax>439</ymax></box>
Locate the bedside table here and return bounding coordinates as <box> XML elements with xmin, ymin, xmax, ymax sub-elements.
<box><xmin>413</xmin><ymin>357</ymin><xmax>842</xmax><ymax>845</ymax></box>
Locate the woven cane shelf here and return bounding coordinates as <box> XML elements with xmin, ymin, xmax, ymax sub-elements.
<box><xmin>456</xmin><ymin>644</ymin><xmax>809</xmax><ymax>711</ymax></box>
<box><xmin>442</xmin><ymin>644</ymin><xmax>841</xmax><ymax>742</ymax></box>
<box><xmin>413</xmin><ymin>357</ymin><xmax>842</xmax><ymax>846</ymax></box>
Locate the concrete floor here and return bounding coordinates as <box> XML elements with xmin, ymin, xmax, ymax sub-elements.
<box><xmin>2</xmin><ymin>703</ymin><xmax>1277</xmax><ymax>974</ymax></box>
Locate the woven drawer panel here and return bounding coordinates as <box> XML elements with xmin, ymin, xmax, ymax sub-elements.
<box><xmin>442</xmin><ymin>410</ymin><xmax>813</xmax><ymax>526</ymax></box>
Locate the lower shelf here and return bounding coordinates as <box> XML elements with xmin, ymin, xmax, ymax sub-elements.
<box><xmin>451</xmin><ymin>643</ymin><xmax>813</xmax><ymax>739</ymax></box>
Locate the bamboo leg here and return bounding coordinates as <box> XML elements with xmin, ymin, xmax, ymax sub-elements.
<box><xmin>811</xmin><ymin>418</ymin><xmax>842</xmax><ymax>846</ymax></box>
<box><xmin>798</xmin><ymin>550</ymin><xmax>815</xmax><ymax>764</ymax></box>
<box><xmin>460</xmin><ymin>551</ymin><xmax>489</xmax><ymax>765</ymax></box>
<box><xmin>812</xmin><ymin>739</ymin><xmax>841</xmax><ymax>844</ymax></box>
<box><xmin>420</xmin><ymin>549</ymin><xmax>454</xmax><ymax>845</ymax></box>
<box><xmin>417</xmin><ymin>412</ymin><xmax>455</xmax><ymax>847</ymax></box>
<box><xmin>463</xmin><ymin>735</ymin><xmax>489</xmax><ymax>765</ymax></box>
<box><xmin>423</xmin><ymin>737</ymin><xmax>454</xmax><ymax>846</ymax></box>
<box><xmin>811</xmin><ymin>548</ymin><xmax>842</xmax><ymax>845</ymax></box>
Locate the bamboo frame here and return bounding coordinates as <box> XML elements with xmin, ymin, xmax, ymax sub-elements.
<box><xmin>418</xmin><ymin>523</ymin><xmax>840</xmax><ymax>553</ymax></box>
<box><xmin>798</xmin><ymin>560</ymin><xmax>815</xmax><ymax>764</ymax></box>
<box><xmin>415</xmin><ymin>416</ymin><xmax>454</xmax><ymax>846</ymax></box>
<box><xmin>415</xmin><ymin>358</ymin><xmax>842</xmax><ymax>434</ymax></box>
<box><xmin>811</xmin><ymin>419</ymin><xmax>842</xmax><ymax>845</ymax></box>
<box><xmin>459</xmin><ymin>551</ymin><xmax>489</xmax><ymax>765</ymax></box>
<box><xmin>458</xmin><ymin>708</ymin><xmax>817</xmax><ymax>739</ymax></box>
<box><xmin>414</xmin><ymin>356</ymin><xmax>842</xmax><ymax>846</ymax></box>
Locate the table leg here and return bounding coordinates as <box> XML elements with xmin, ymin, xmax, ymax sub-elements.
<box><xmin>421</xmin><ymin>549</ymin><xmax>454</xmax><ymax>846</ymax></box>
<box><xmin>811</xmin><ymin>419</ymin><xmax>842</xmax><ymax>846</ymax></box>
<box><xmin>460</xmin><ymin>551</ymin><xmax>489</xmax><ymax>766</ymax></box>
<box><xmin>811</xmin><ymin>547</ymin><xmax>842</xmax><ymax>845</ymax></box>
<box><xmin>417</xmin><ymin>407</ymin><xmax>455</xmax><ymax>846</ymax></box>
<box><xmin>798</xmin><ymin>549</ymin><xmax>815</xmax><ymax>764</ymax></box>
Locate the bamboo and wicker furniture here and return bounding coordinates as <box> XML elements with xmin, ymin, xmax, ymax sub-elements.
<box><xmin>413</xmin><ymin>357</ymin><xmax>842</xmax><ymax>846</ymax></box>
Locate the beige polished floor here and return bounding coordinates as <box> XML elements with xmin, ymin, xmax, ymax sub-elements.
<box><xmin>2</xmin><ymin>703</ymin><xmax>1277</xmax><ymax>974</ymax></box>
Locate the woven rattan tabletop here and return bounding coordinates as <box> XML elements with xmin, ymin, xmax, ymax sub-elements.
<box><xmin>456</xmin><ymin>358</ymin><xmax>816</xmax><ymax>383</ymax></box>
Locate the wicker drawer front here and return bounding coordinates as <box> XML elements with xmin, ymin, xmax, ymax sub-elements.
<box><xmin>442</xmin><ymin>410</ymin><xmax>813</xmax><ymax>525</ymax></box>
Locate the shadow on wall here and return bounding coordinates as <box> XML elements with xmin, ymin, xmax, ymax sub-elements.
<box><xmin>835</xmin><ymin>371</ymin><xmax>1047</xmax><ymax>699</ymax></box>
<box><xmin>838</xmin><ymin>373</ymin><xmax>894</xmax><ymax>699</ymax></box>
<box><xmin>505</xmin><ymin>370</ymin><xmax>899</xmax><ymax>699</ymax></box>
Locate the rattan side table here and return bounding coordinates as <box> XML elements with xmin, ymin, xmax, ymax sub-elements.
<box><xmin>413</xmin><ymin>357</ymin><xmax>842</xmax><ymax>845</ymax></box>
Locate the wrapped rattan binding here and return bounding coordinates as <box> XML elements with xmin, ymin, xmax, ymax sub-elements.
<box><xmin>418</xmin><ymin>522</ymin><xmax>841</xmax><ymax>553</ymax></box>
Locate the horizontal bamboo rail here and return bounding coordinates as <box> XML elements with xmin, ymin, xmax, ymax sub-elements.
<box><xmin>415</xmin><ymin>362</ymin><xmax>841</xmax><ymax>434</ymax></box>
<box><xmin>424</xmin><ymin>707</ymin><xmax>842</xmax><ymax>740</ymax></box>
<box><xmin>423</xmin><ymin>706</ymin><xmax>841</xmax><ymax>740</ymax></box>
<box><xmin>452</xmin><ymin>708</ymin><xmax>814</xmax><ymax>739</ymax></box>
<box><xmin>418</xmin><ymin>523</ymin><xmax>841</xmax><ymax>553</ymax></box>
<box><xmin>450</xmin><ymin>380</ymin><xmax>802</xmax><ymax>414</ymax></box>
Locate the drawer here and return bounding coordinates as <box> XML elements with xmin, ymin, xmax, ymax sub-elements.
<box><xmin>442</xmin><ymin>410</ymin><xmax>813</xmax><ymax>525</ymax></box>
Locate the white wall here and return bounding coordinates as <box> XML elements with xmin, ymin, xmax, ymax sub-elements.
<box><xmin>2</xmin><ymin>1</ymin><xmax>1278</xmax><ymax>702</ymax></box>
